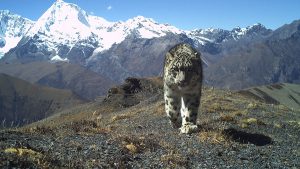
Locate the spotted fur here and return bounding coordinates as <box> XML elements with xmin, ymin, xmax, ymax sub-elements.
<box><xmin>163</xmin><ymin>43</ymin><xmax>203</xmax><ymax>134</ymax></box>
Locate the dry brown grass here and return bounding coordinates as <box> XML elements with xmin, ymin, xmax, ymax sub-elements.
<box><xmin>230</xmin><ymin>110</ymin><xmax>248</xmax><ymax>116</ymax></box>
<box><xmin>22</xmin><ymin>103</ymin><xmax>119</xmax><ymax>131</ymax></box>
<box><xmin>161</xmin><ymin>152</ymin><xmax>189</xmax><ymax>167</ymax></box>
<box><xmin>278</xmin><ymin>104</ymin><xmax>289</xmax><ymax>111</ymax></box>
<box><xmin>22</xmin><ymin>125</ymin><xmax>56</xmax><ymax>136</ymax></box>
<box><xmin>4</xmin><ymin>147</ymin><xmax>50</xmax><ymax>168</ymax></box>
<box><xmin>198</xmin><ymin>130</ymin><xmax>228</xmax><ymax>144</ymax></box>
<box><xmin>159</xmin><ymin>140</ymin><xmax>176</xmax><ymax>150</ymax></box>
<box><xmin>110</xmin><ymin>114</ymin><xmax>132</xmax><ymax>123</ymax></box>
<box><xmin>79</xmin><ymin>127</ymin><xmax>113</xmax><ymax>135</ymax></box>
<box><xmin>152</xmin><ymin>101</ymin><xmax>165</xmax><ymax>115</ymax></box>
<box><xmin>110</xmin><ymin>108</ymin><xmax>144</xmax><ymax>123</ymax></box>
<box><xmin>117</xmin><ymin>134</ymin><xmax>160</xmax><ymax>154</ymax></box>
<box><xmin>202</xmin><ymin>97</ymin><xmax>239</xmax><ymax>114</ymax></box>
<box><xmin>239</xmin><ymin>117</ymin><xmax>266</xmax><ymax>128</ymax></box>
<box><xmin>247</xmin><ymin>102</ymin><xmax>260</xmax><ymax>109</ymax></box>
<box><xmin>220</xmin><ymin>114</ymin><xmax>236</xmax><ymax>122</ymax></box>
<box><xmin>219</xmin><ymin>110</ymin><xmax>249</xmax><ymax>123</ymax></box>
<box><xmin>208</xmin><ymin>103</ymin><xmax>222</xmax><ymax>111</ymax></box>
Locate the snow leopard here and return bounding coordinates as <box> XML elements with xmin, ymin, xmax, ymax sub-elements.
<box><xmin>163</xmin><ymin>43</ymin><xmax>203</xmax><ymax>134</ymax></box>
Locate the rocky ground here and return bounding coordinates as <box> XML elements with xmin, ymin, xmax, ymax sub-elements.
<box><xmin>0</xmin><ymin>77</ymin><xmax>299</xmax><ymax>168</ymax></box>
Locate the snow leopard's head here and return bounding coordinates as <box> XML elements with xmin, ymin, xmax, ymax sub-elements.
<box><xmin>164</xmin><ymin>43</ymin><xmax>202</xmax><ymax>87</ymax></box>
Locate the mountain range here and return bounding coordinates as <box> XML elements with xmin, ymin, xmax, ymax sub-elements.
<box><xmin>0</xmin><ymin>0</ymin><xmax>299</xmax><ymax>91</ymax></box>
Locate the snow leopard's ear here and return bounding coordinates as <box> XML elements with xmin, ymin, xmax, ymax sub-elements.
<box><xmin>164</xmin><ymin>52</ymin><xmax>173</xmax><ymax>66</ymax></box>
<box><xmin>165</xmin><ymin>52</ymin><xmax>173</xmax><ymax>60</ymax></box>
<box><xmin>167</xmin><ymin>51</ymin><xmax>174</xmax><ymax>57</ymax></box>
<box><xmin>195</xmin><ymin>51</ymin><xmax>201</xmax><ymax>57</ymax></box>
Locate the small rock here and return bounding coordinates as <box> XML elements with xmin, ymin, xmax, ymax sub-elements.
<box><xmin>126</xmin><ymin>143</ymin><xmax>138</xmax><ymax>153</ymax></box>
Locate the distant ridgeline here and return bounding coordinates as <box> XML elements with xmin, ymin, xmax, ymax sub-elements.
<box><xmin>0</xmin><ymin>73</ymin><xmax>84</xmax><ymax>127</ymax></box>
<box><xmin>239</xmin><ymin>83</ymin><xmax>300</xmax><ymax>110</ymax></box>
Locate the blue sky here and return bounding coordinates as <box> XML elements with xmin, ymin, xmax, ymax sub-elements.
<box><xmin>0</xmin><ymin>0</ymin><xmax>299</xmax><ymax>30</ymax></box>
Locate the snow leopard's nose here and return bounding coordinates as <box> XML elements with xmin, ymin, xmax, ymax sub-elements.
<box><xmin>176</xmin><ymin>71</ymin><xmax>186</xmax><ymax>84</ymax></box>
<box><xmin>177</xmin><ymin>71</ymin><xmax>184</xmax><ymax>79</ymax></box>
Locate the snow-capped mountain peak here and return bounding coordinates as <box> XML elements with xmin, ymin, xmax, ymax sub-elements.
<box><xmin>123</xmin><ymin>15</ymin><xmax>183</xmax><ymax>39</ymax></box>
<box><xmin>0</xmin><ymin>10</ymin><xmax>34</xmax><ymax>58</ymax></box>
<box><xmin>232</xmin><ymin>23</ymin><xmax>269</xmax><ymax>36</ymax></box>
<box><xmin>247</xmin><ymin>23</ymin><xmax>266</xmax><ymax>30</ymax></box>
<box><xmin>187</xmin><ymin>23</ymin><xmax>271</xmax><ymax>45</ymax></box>
<box><xmin>129</xmin><ymin>15</ymin><xmax>156</xmax><ymax>23</ymax></box>
<box><xmin>91</xmin><ymin>15</ymin><xmax>183</xmax><ymax>52</ymax></box>
<box><xmin>18</xmin><ymin>0</ymin><xmax>184</xmax><ymax>56</ymax></box>
<box><xmin>28</xmin><ymin>0</ymin><xmax>92</xmax><ymax>39</ymax></box>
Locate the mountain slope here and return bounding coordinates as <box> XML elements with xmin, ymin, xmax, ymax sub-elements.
<box><xmin>0</xmin><ymin>77</ymin><xmax>299</xmax><ymax>168</ymax></box>
<box><xmin>89</xmin><ymin>24</ymin><xmax>273</xmax><ymax>83</ymax></box>
<box><xmin>269</xmin><ymin>19</ymin><xmax>300</xmax><ymax>40</ymax></box>
<box><xmin>0</xmin><ymin>62</ymin><xmax>114</xmax><ymax>100</ymax></box>
<box><xmin>87</xmin><ymin>33</ymin><xmax>194</xmax><ymax>82</ymax></box>
<box><xmin>0</xmin><ymin>10</ymin><xmax>34</xmax><ymax>58</ymax></box>
<box><xmin>205</xmin><ymin>20</ymin><xmax>300</xmax><ymax>89</ymax></box>
<box><xmin>0</xmin><ymin>73</ymin><xmax>84</xmax><ymax>127</ymax></box>
<box><xmin>239</xmin><ymin>83</ymin><xmax>300</xmax><ymax>110</ymax></box>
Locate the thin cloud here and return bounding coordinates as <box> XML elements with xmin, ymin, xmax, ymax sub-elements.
<box><xmin>107</xmin><ymin>5</ymin><xmax>112</xmax><ymax>10</ymax></box>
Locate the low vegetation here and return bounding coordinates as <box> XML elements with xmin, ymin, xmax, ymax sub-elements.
<box><xmin>1</xmin><ymin>77</ymin><xmax>299</xmax><ymax>168</ymax></box>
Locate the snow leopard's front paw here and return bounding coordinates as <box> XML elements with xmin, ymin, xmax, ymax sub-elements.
<box><xmin>179</xmin><ymin>123</ymin><xmax>198</xmax><ymax>134</ymax></box>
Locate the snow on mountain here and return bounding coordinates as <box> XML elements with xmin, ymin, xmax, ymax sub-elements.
<box><xmin>26</xmin><ymin>0</ymin><xmax>96</xmax><ymax>53</ymax></box>
<box><xmin>50</xmin><ymin>55</ymin><xmax>69</xmax><ymax>62</ymax></box>
<box><xmin>124</xmin><ymin>16</ymin><xmax>183</xmax><ymax>38</ymax></box>
<box><xmin>0</xmin><ymin>0</ymin><xmax>271</xmax><ymax>61</ymax></box>
<box><xmin>28</xmin><ymin>0</ymin><xmax>183</xmax><ymax>52</ymax></box>
<box><xmin>13</xmin><ymin>0</ymin><xmax>184</xmax><ymax>59</ymax></box>
<box><xmin>185</xmin><ymin>28</ymin><xmax>221</xmax><ymax>45</ymax></box>
<box><xmin>186</xmin><ymin>23</ymin><xmax>271</xmax><ymax>46</ymax></box>
<box><xmin>0</xmin><ymin>36</ymin><xmax>5</xmax><ymax>47</ymax></box>
<box><xmin>0</xmin><ymin>10</ymin><xmax>34</xmax><ymax>58</ymax></box>
<box><xmin>91</xmin><ymin>15</ymin><xmax>183</xmax><ymax>52</ymax></box>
